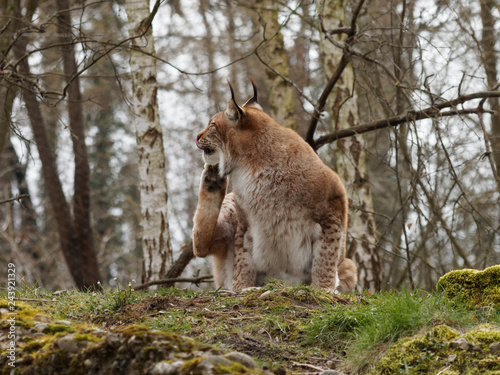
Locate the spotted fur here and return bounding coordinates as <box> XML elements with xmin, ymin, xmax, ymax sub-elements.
<box><xmin>193</xmin><ymin>80</ymin><xmax>357</xmax><ymax>292</ymax></box>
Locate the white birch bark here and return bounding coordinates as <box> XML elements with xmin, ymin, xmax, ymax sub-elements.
<box><xmin>125</xmin><ymin>0</ymin><xmax>173</xmax><ymax>283</ymax></box>
<box><xmin>257</xmin><ymin>0</ymin><xmax>296</xmax><ymax>130</ymax></box>
<box><xmin>318</xmin><ymin>0</ymin><xmax>381</xmax><ymax>291</ymax></box>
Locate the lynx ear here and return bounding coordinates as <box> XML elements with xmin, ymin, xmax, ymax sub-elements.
<box><xmin>242</xmin><ymin>76</ymin><xmax>263</xmax><ymax>111</ymax></box>
<box><xmin>225</xmin><ymin>81</ymin><xmax>244</xmax><ymax>123</ymax></box>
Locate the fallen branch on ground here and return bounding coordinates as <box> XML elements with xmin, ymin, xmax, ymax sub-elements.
<box><xmin>291</xmin><ymin>361</ymin><xmax>326</xmax><ymax>372</ymax></box>
<box><xmin>134</xmin><ymin>275</ymin><xmax>213</xmax><ymax>291</ymax></box>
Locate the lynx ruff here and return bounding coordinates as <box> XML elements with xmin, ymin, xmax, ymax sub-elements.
<box><xmin>193</xmin><ymin>79</ymin><xmax>357</xmax><ymax>293</ymax></box>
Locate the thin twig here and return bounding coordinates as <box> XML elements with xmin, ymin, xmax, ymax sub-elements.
<box><xmin>291</xmin><ymin>362</ymin><xmax>325</xmax><ymax>372</ymax></box>
<box><xmin>329</xmin><ymin>294</ymin><xmax>350</xmax><ymax>304</ymax></box>
<box><xmin>137</xmin><ymin>0</ymin><xmax>163</xmax><ymax>34</ymax></box>
<box><xmin>477</xmin><ymin>106</ymin><xmax>500</xmax><ymax>188</ymax></box>
<box><xmin>134</xmin><ymin>275</ymin><xmax>213</xmax><ymax>291</ymax></box>
<box><xmin>0</xmin><ymin>194</ymin><xmax>29</xmax><ymax>205</ymax></box>
<box><xmin>437</xmin><ymin>366</ymin><xmax>452</xmax><ymax>375</ymax></box>
<box><xmin>433</xmin><ymin>114</ymin><xmax>500</xmax><ymax>238</ymax></box>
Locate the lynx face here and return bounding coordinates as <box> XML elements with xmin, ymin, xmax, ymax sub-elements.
<box><xmin>196</xmin><ymin>119</ymin><xmax>222</xmax><ymax>165</ymax></box>
<box><xmin>196</xmin><ymin>80</ymin><xmax>262</xmax><ymax>171</ymax></box>
<box><xmin>196</xmin><ymin>113</ymin><xmax>235</xmax><ymax>174</ymax></box>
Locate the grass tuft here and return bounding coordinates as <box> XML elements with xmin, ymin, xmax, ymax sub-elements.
<box><xmin>306</xmin><ymin>288</ymin><xmax>498</xmax><ymax>372</ymax></box>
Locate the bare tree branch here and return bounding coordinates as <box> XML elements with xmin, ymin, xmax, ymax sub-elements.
<box><xmin>478</xmin><ymin>111</ymin><xmax>500</xmax><ymax>188</ymax></box>
<box><xmin>137</xmin><ymin>0</ymin><xmax>163</xmax><ymax>34</ymax></box>
<box><xmin>0</xmin><ymin>194</ymin><xmax>29</xmax><ymax>205</ymax></box>
<box><xmin>313</xmin><ymin>90</ymin><xmax>500</xmax><ymax>149</ymax></box>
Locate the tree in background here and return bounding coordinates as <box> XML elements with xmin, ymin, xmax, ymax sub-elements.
<box><xmin>479</xmin><ymin>0</ymin><xmax>500</xmax><ymax>186</ymax></box>
<box><xmin>55</xmin><ymin>0</ymin><xmax>100</xmax><ymax>289</ymax></box>
<box><xmin>0</xmin><ymin>0</ymin><xmax>20</xmax><ymax>155</ymax></box>
<box><xmin>256</xmin><ymin>0</ymin><xmax>297</xmax><ymax>130</ymax></box>
<box><xmin>7</xmin><ymin>0</ymin><xmax>100</xmax><ymax>290</ymax></box>
<box><xmin>125</xmin><ymin>0</ymin><xmax>173</xmax><ymax>283</ymax></box>
<box><xmin>1</xmin><ymin>0</ymin><xmax>140</xmax><ymax>289</ymax></box>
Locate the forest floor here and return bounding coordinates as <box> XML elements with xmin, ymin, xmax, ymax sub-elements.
<box><xmin>1</xmin><ymin>276</ymin><xmax>500</xmax><ymax>374</ymax></box>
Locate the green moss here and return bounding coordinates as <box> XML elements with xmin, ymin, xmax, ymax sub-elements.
<box><xmin>438</xmin><ymin>265</ymin><xmax>500</xmax><ymax>308</ymax></box>
<box><xmin>119</xmin><ymin>323</ymin><xmax>197</xmax><ymax>354</ymax></box>
<box><xmin>43</xmin><ymin>323</ymin><xmax>75</xmax><ymax>334</ymax></box>
<box><xmin>120</xmin><ymin>323</ymin><xmax>151</xmax><ymax>338</ymax></box>
<box><xmin>369</xmin><ymin>324</ymin><xmax>500</xmax><ymax>375</ymax></box>
<box><xmin>430</xmin><ymin>325</ymin><xmax>461</xmax><ymax>341</ymax></box>
<box><xmin>0</xmin><ymin>298</ymin><xmax>47</xmax><ymax>329</ymax></box>
<box><xmin>143</xmin><ymin>345</ymin><xmax>159</xmax><ymax>355</ymax></box>
<box><xmin>22</xmin><ymin>336</ymin><xmax>56</xmax><ymax>353</ymax></box>
<box><xmin>179</xmin><ymin>356</ymin><xmax>204</xmax><ymax>374</ymax></box>
<box><xmin>370</xmin><ymin>325</ymin><xmax>458</xmax><ymax>374</ymax></box>
<box><xmin>73</xmin><ymin>333</ymin><xmax>104</xmax><ymax>343</ymax></box>
<box><xmin>462</xmin><ymin>325</ymin><xmax>500</xmax><ymax>345</ymax></box>
<box><xmin>177</xmin><ymin>356</ymin><xmax>261</xmax><ymax>375</ymax></box>
<box><xmin>214</xmin><ymin>361</ymin><xmax>254</xmax><ymax>374</ymax></box>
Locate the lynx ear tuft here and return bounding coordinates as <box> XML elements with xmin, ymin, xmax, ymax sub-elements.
<box><xmin>225</xmin><ymin>80</ymin><xmax>244</xmax><ymax>122</ymax></box>
<box><xmin>243</xmin><ymin>76</ymin><xmax>263</xmax><ymax>111</ymax></box>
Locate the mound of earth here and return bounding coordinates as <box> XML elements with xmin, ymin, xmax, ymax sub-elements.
<box><xmin>0</xmin><ymin>299</ymin><xmax>269</xmax><ymax>375</ymax></box>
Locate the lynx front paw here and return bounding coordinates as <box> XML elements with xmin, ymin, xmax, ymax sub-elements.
<box><xmin>193</xmin><ymin>239</ymin><xmax>210</xmax><ymax>258</ymax></box>
<box><xmin>202</xmin><ymin>164</ymin><xmax>227</xmax><ymax>192</ymax></box>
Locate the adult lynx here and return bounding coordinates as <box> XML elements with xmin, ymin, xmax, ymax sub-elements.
<box><xmin>193</xmin><ymin>79</ymin><xmax>357</xmax><ymax>293</ymax></box>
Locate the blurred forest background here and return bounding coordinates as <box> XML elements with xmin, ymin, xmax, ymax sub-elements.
<box><xmin>1</xmin><ymin>0</ymin><xmax>499</xmax><ymax>292</ymax></box>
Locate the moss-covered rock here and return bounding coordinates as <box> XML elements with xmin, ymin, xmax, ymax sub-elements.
<box><xmin>437</xmin><ymin>265</ymin><xmax>500</xmax><ymax>309</ymax></box>
<box><xmin>369</xmin><ymin>324</ymin><xmax>500</xmax><ymax>375</ymax></box>
<box><xmin>0</xmin><ymin>298</ymin><xmax>268</xmax><ymax>375</ymax></box>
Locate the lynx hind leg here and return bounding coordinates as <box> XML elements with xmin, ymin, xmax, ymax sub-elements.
<box><xmin>232</xmin><ymin>218</ymin><xmax>255</xmax><ymax>291</ymax></box>
<box><xmin>337</xmin><ymin>258</ymin><xmax>358</xmax><ymax>293</ymax></box>
<box><xmin>311</xmin><ymin>212</ymin><xmax>346</xmax><ymax>292</ymax></box>
<box><xmin>211</xmin><ymin>244</ymin><xmax>234</xmax><ymax>289</ymax></box>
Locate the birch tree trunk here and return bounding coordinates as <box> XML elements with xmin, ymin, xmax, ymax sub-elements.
<box><xmin>125</xmin><ymin>0</ymin><xmax>173</xmax><ymax>283</ymax></box>
<box><xmin>256</xmin><ymin>0</ymin><xmax>296</xmax><ymax>130</ymax></box>
<box><xmin>317</xmin><ymin>0</ymin><xmax>381</xmax><ymax>291</ymax></box>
